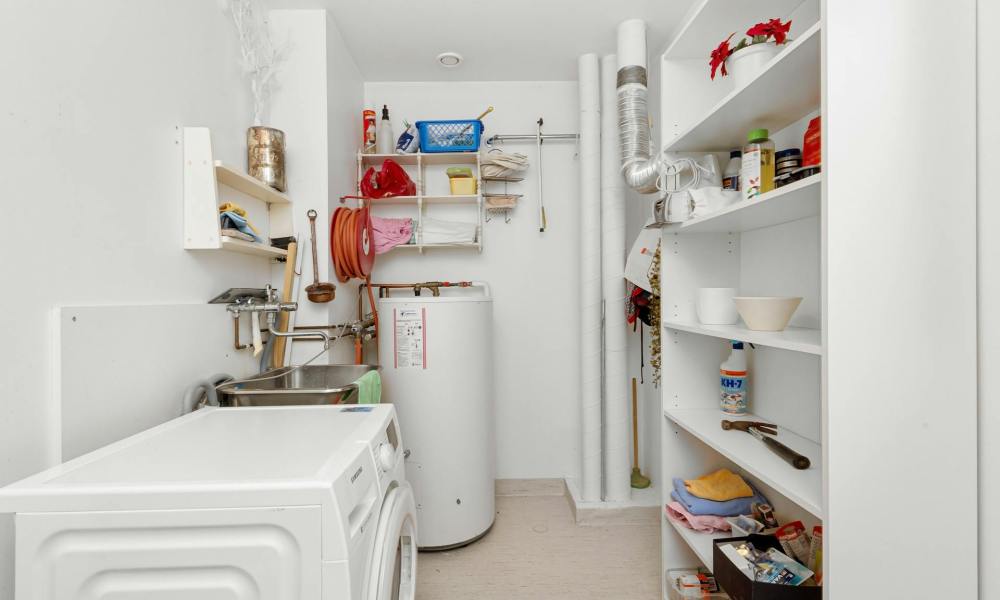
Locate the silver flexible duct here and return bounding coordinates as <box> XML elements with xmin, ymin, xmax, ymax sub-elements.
<box><xmin>617</xmin><ymin>65</ymin><xmax>663</xmax><ymax>194</ymax></box>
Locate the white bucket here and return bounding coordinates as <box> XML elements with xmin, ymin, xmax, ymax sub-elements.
<box><xmin>727</xmin><ymin>43</ymin><xmax>782</xmax><ymax>89</ymax></box>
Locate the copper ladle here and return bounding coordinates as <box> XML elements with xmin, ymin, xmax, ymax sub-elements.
<box><xmin>305</xmin><ymin>209</ymin><xmax>335</xmax><ymax>303</ymax></box>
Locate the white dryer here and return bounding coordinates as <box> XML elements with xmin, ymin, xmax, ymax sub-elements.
<box><xmin>0</xmin><ymin>404</ymin><xmax>416</xmax><ymax>600</ymax></box>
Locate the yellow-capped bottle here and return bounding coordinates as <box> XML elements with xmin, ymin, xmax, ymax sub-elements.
<box><xmin>741</xmin><ymin>128</ymin><xmax>775</xmax><ymax>201</ymax></box>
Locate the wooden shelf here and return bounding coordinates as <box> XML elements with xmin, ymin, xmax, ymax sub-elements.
<box><xmin>665</xmin><ymin>174</ymin><xmax>820</xmax><ymax>234</ymax></box>
<box><xmin>663</xmin><ymin>0</ymin><xmax>809</xmax><ymax>59</ymax></box>
<box><xmin>359</xmin><ymin>152</ymin><xmax>479</xmax><ymax>167</ymax></box>
<box><xmin>664</xmin><ymin>407</ymin><xmax>822</xmax><ymax>517</ymax></box>
<box><xmin>665</xmin><ymin>22</ymin><xmax>821</xmax><ymax>152</ymax></box>
<box><xmin>219</xmin><ymin>236</ymin><xmax>288</xmax><ymax>258</ymax></box>
<box><xmin>664</xmin><ymin>321</ymin><xmax>821</xmax><ymax>355</ymax></box>
<box><xmin>665</xmin><ymin>514</ymin><xmax>718</xmax><ymax>570</ymax></box>
<box><xmin>214</xmin><ymin>162</ymin><xmax>290</xmax><ymax>205</ymax></box>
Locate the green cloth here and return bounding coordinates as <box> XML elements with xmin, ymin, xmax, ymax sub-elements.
<box><xmin>354</xmin><ymin>370</ymin><xmax>381</xmax><ymax>405</ymax></box>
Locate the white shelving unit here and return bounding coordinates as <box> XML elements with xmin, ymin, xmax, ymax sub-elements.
<box><xmin>356</xmin><ymin>152</ymin><xmax>483</xmax><ymax>253</ymax></box>
<box><xmin>656</xmin><ymin>0</ymin><xmax>824</xmax><ymax>590</ymax></box>
<box><xmin>183</xmin><ymin>127</ymin><xmax>291</xmax><ymax>258</ymax></box>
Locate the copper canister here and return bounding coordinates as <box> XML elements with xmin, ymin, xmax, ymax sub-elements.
<box><xmin>247</xmin><ymin>126</ymin><xmax>286</xmax><ymax>192</ymax></box>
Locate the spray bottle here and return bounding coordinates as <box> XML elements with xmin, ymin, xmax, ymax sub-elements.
<box><xmin>377</xmin><ymin>105</ymin><xmax>395</xmax><ymax>154</ymax></box>
<box><xmin>720</xmin><ymin>341</ymin><xmax>748</xmax><ymax>415</ymax></box>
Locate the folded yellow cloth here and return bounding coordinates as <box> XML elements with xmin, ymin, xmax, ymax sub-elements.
<box><xmin>218</xmin><ymin>202</ymin><xmax>261</xmax><ymax>235</ymax></box>
<box><xmin>684</xmin><ymin>468</ymin><xmax>754</xmax><ymax>501</ymax></box>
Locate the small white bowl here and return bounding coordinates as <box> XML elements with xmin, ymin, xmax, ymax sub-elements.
<box><xmin>733</xmin><ymin>296</ymin><xmax>803</xmax><ymax>331</ymax></box>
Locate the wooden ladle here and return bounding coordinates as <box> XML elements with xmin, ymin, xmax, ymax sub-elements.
<box><xmin>305</xmin><ymin>209</ymin><xmax>335</xmax><ymax>303</ymax></box>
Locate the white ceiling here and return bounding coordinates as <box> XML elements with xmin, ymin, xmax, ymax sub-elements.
<box><xmin>264</xmin><ymin>0</ymin><xmax>699</xmax><ymax>81</ymax></box>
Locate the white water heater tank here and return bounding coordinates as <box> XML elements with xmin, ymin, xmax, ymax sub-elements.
<box><xmin>376</xmin><ymin>284</ymin><xmax>494</xmax><ymax>549</ymax></box>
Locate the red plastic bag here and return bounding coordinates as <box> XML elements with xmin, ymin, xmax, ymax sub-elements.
<box><xmin>360</xmin><ymin>159</ymin><xmax>416</xmax><ymax>199</ymax></box>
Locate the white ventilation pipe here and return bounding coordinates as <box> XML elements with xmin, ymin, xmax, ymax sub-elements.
<box><xmin>578</xmin><ymin>53</ymin><xmax>603</xmax><ymax>503</ymax></box>
<box><xmin>617</xmin><ymin>19</ymin><xmax>663</xmax><ymax>194</ymax></box>
<box><xmin>600</xmin><ymin>54</ymin><xmax>631</xmax><ymax>502</ymax></box>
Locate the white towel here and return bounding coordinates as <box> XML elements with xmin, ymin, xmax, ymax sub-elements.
<box><xmin>421</xmin><ymin>217</ymin><xmax>477</xmax><ymax>245</ymax></box>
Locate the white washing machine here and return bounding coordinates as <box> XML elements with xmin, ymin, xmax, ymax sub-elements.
<box><xmin>0</xmin><ymin>404</ymin><xmax>416</xmax><ymax>600</ymax></box>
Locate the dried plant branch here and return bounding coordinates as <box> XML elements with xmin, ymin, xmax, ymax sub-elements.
<box><xmin>226</xmin><ymin>0</ymin><xmax>280</xmax><ymax>125</ymax></box>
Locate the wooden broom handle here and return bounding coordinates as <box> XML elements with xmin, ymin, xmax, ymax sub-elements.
<box><xmin>632</xmin><ymin>377</ymin><xmax>639</xmax><ymax>469</ymax></box>
<box><xmin>272</xmin><ymin>241</ymin><xmax>298</xmax><ymax>368</ymax></box>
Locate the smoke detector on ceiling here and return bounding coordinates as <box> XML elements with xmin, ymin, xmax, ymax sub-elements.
<box><xmin>437</xmin><ymin>52</ymin><xmax>463</xmax><ymax>67</ymax></box>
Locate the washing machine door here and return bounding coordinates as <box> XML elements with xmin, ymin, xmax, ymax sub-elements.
<box><xmin>368</xmin><ymin>483</ymin><xmax>417</xmax><ymax>600</ymax></box>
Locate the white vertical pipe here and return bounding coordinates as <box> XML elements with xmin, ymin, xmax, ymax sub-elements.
<box><xmin>578</xmin><ymin>53</ymin><xmax>603</xmax><ymax>502</ymax></box>
<box><xmin>600</xmin><ymin>54</ymin><xmax>631</xmax><ymax>502</ymax></box>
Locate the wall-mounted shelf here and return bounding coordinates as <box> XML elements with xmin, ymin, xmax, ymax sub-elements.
<box><xmin>214</xmin><ymin>162</ymin><xmax>290</xmax><ymax>205</ymax></box>
<box><xmin>665</xmin><ymin>174</ymin><xmax>821</xmax><ymax>234</ymax></box>
<box><xmin>664</xmin><ymin>407</ymin><xmax>822</xmax><ymax>518</ymax></box>
<box><xmin>664</xmin><ymin>321</ymin><xmax>821</xmax><ymax>355</ymax></box>
<box><xmin>359</xmin><ymin>152</ymin><xmax>479</xmax><ymax>167</ymax></box>
<box><xmin>664</xmin><ymin>21</ymin><xmax>821</xmax><ymax>152</ymax></box>
<box><xmin>183</xmin><ymin>127</ymin><xmax>291</xmax><ymax>258</ymax></box>
<box><xmin>356</xmin><ymin>151</ymin><xmax>483</xmax><ymax>253</ymax></box>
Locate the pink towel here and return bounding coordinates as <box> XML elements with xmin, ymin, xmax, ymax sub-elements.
<box><xmin>665</xmin><ymin>501</ymin><xmax>732</xmax><ymax>533</ymax></box>
<box><xmin>370</xmin><ymin>216</ymin><xmax>413</xmax><ymax>254</ymax></box>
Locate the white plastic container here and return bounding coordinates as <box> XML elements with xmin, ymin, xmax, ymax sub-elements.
<box><xmin>377</xmin><ymin>105</ymin><xmax>395</xmax><ymax>154</ymax></box>
<box><xmin>697</xmin><ymin>288</ymin><xmax>739</xmax><ymax>325</ymax></box>
<box><xmin>720</xmin><ymin>341</ymin><xmax>749</xmax><ymax>415</ymax></box>
<box><xmin>723</xmin><ymin>150</ymin><xmax>742</xmax><ymax>191</ymax></box>
<box><xmin>377</xmin><ymin>284</ymin><xmax>494</xmax><ymax>549</ymax></box>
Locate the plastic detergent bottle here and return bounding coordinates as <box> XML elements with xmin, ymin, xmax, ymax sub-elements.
<box><xmin>741</xmin><ymin>128</ymin><xmax>775</xmax><ymax>201</ymax></box>
<box><xmin>723</xmin><ymin>149</ymin><xmax>742</xmax><ymax>191</ymax></box>
<box><xmin>720</xmin><ymin>341</ymin><xmax>749</xmax><ymax>415</ymax></box>
<box><xmin>377</xmin><ymin>105</ymin><xmax>394</xmax><ymax>154</ymax></box>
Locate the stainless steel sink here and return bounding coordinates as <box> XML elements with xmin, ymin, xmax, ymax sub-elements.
<box><xmin>217</xmin><ymin>364</ymin><xmax>378</xmax><ymax>407</ymax></box>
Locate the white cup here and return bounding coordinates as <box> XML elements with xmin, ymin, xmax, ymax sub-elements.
<box><xmin>696</xmin><ymin>288</ymin><xmax>739</xmax><ymax>325</ymax></box>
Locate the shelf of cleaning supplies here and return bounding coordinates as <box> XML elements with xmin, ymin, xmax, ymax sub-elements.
<box><xmin>665</xmin><ymin>513</ymin><xmax>718</xmax><ymax>570</ymax></box>
<box><xmin>663</xmin><ymin>321</ymin><xmax>821</xmax><ymax>355</ymax></box>
<box><xmin>662</xmin><ymin>0</ymin><xmax>810</xmax><ymax>59</ymax></box>
<box><xmin>665</xmin><ymin>174</ymin><xmax>821</xmax><ymax>234</ymax></box>
<box><xmin>214</xmin><ymin>161</ymin><xmax>290</xmax><ymax>205</ymax></box>
<box><xmin>359</xmin><ymin>152</ymin><xmax>480</xmax><ymax>167</ymax></box>
<box><xmin>218</xmin><ymin>236</ymin><xmax>288</xmax><ymax>258</ymax></box>
<box><xmin>664</xmin><ymin>21</ymin><xmax>821</xmax><ymax>153</ymax></box>
<box><xmin>664</xmin><ymin>407</ymin><xmax>823</xmax><ymax>517</ymax></box>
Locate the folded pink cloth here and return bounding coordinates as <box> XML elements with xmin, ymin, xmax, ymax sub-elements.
<box><xmin>370</xmin><ymin>216</ymin><xmax>413</xmax><ymax>254</ymax></box>
<box><xmin>665</xmin><ymin>501</ymin><xmax>732</xmax><ymax>533</ymax></box>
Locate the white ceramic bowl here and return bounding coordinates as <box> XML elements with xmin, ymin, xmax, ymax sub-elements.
<box><xmin>733</xmin><ymin>296</ymin><xmax>803</xmax><ymax>331</ymax></box>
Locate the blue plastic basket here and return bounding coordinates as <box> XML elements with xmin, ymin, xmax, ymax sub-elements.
<box><xmin>416</xmin><ymin>120</ymin><xmax>483</xmax><ymax>153</ymax></box>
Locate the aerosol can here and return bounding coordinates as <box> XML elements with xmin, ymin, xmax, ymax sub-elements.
<box><xmin>362</xmin><ymin>108</ymin><xmax>377</xmax><ymax>154</ymax></box>
<box><xmin>720</xmin><ymin>341</ymin><xmax>748</xmax><ymax>415</ymax></box>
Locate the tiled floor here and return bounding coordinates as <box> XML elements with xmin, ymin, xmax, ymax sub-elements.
<box><xmin>416</xmin><ymin>482</ymin><xmax>661</xmax><ymax>600</ymax></box>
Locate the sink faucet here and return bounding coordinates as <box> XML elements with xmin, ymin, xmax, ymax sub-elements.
<box><xmin>224</xmin><ymin>285</ymin><xmax>331</xmax><ymax>349</ymax></box>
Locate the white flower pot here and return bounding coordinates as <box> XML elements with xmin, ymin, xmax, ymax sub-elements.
<box><xmin>727</xmin><ymin>42</ymin><xmax>783</xmax><ymax>88</ymax></box>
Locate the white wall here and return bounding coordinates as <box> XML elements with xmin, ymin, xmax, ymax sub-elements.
<box><xmin>266</xmin><ymin>9</ymin><xmax>364</xmax><ymax>365</ymax></box>
<box><xmin>362</xmin><ymin>81</ymin><xmax>581</xmax><ymax>479</ymax></box>
<box><xmin>978</xmin><ymin>0</ymin><xmax>998</xmax><ymax>595</ymax></box>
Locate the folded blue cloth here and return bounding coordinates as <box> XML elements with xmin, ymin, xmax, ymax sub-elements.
<box><xmin>671</xmin><ymin>477</ymin><xmax>768</xmax><ymax>517</ymax></box>
<box><xmin>220</xmin><ymin>211</ymin><xmax>261</xmax><ymax>242</ymax></box>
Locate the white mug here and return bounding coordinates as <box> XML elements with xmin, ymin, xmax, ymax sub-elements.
<box><xmin>696</xmin><ymin>288</ymin><xmax>738</xmax><ymax>325</ymax></box>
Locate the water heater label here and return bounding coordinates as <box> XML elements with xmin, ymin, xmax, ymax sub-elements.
<box><xmin>393</xmin><ymin>308</ymin><xmax>426</xmax><ymax>369</ymax></box>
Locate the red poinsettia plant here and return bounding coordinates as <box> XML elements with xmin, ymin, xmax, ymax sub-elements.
<box><xmin>709</xmin><ymin>18</ymin><xmax>792</xmax><ymax>80</ymax></box>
